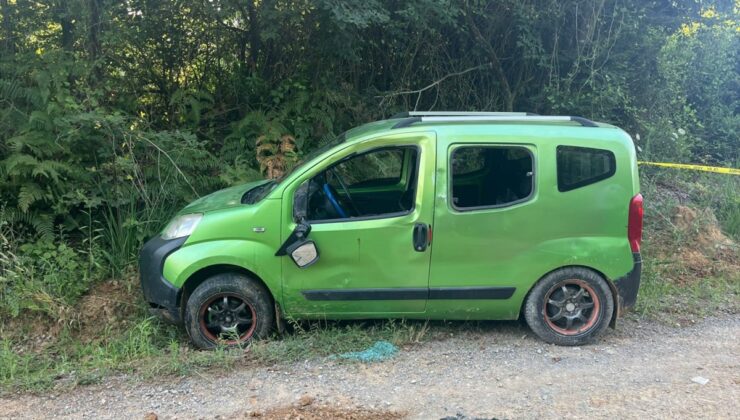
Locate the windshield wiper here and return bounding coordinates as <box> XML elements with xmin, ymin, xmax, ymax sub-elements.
<box><xmin>241</xmin><ymin>181</ymin><xmax>276</xmax><ymax>204</ymax></box>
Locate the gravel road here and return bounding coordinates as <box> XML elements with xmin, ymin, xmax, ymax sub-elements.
<box><xmin>2</xmin><ymin>315</ymin><xmax>738</xmax><ymax>419</ymax></box>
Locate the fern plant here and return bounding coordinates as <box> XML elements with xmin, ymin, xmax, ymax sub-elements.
<box><xmin>256</xmin><ymin>134</ymin><xmax>298</xmax><ymax>179</ymax></box>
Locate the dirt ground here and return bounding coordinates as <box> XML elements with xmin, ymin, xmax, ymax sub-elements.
<box><xmin>2</xmin><ymin>315</ymin><xmax>738</xmax><ymax>420</ymax></box>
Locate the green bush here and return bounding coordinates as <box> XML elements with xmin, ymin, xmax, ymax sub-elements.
<box><xmin>0</xmin><ymin>236</ymin><xmax>95</xmax><ymax>318</ymax></box>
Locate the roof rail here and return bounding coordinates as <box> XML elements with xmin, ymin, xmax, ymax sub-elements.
<box><xmin>389</xmin><ymin>111</ymin><xmax>537</xmax><ymax>119</ymax></box>
<box><xmin>391</xmin><ymin>115</ymin><xmax>599</xmax><ymax>129</ymax></box>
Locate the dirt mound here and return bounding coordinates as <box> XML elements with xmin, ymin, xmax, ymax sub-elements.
<box><xmin>231</xmin><ymin>394</ymin><xmax>405</xmax><ymax>419</ymax></box>
<box><xmin>2</xmin><ymin>315</ymin><xmax>63</xmax><ymax>355</ymax></box>
<box><xmin>4</xmin><ymin>277</ymin><xmax>143</xmax><ymax>353</ymax></box>
<box><xmin>672</xmin><ymin>206</ymin><xmax>734</xmax><ymax>249</ymax></box>
<box><xmin>666</xmin><ymin>205</ymin><xmax>738</xmax><ymax>283</ymax></box>
<box><xmin>241</xmin><ymin>405</ymin><xmax>405</xmax><ymax>420</ymax></box>
<box><xmin>75</xmin><ymin>278</ymin><xmax>141</xmax><ymax>343</ymax></box>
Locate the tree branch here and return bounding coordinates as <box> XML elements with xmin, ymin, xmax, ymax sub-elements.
<box><xmin>377</xmin><ymin>63</ymin><xmax>493</xmax><ymax>110</ymax></box>
<box><xmin>464</xmin><ymin>2</ymin><xmax>514</xmax><ymax>111</ymax></box>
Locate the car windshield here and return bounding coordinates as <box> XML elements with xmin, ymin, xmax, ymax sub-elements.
<box><xmin>275</xmin><ymin>132</ymin><xmax>348</xmax><ymax>183</ymax></box>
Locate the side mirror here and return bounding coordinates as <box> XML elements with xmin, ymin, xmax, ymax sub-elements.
<box><xmin>286</xmin><ymin>240</ymin><xmax>319</xmax><ymax>268</ymax></box>
<box><xmin>275</xmin><ymin>220</ymin><xmax>314</xmax><ymax>258</ymax></box>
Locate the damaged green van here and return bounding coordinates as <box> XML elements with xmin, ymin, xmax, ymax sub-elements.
<box><xmin>140</xmin><ymin>111</ymin><xmax>643</xmax><ymax>348</ymax></box>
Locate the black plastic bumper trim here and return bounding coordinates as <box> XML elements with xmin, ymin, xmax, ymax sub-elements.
<box><xmin>429</xmin><ymin>286</ymin><xmax>515</xmax><ymax>300</ymax></box>
<box><xmin>302</xmin><ymin>288</ymin><xmax>427</xmax><ymax>301</ymax></box>
<box><xmin>301</xmin><ymin>286</ymin><xmax>516</xmax><ymax>301</ymax></box>
<box><xmin>615</xmin><ymin>252</ymin><xmax>642</xmax><ymax>310</ymax></box>
<box><xmin>139</xmin><ymin>235</ymin><xmax>187</xmax><ymax>322</ymax></box>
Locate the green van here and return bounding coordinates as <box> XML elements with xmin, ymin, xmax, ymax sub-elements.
<box><xmin>140</xmin><ymin>112</ymin><xmax>643</xmax><ymax>348</ymax></box>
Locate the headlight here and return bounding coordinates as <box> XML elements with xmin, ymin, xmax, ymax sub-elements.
<box><xmin>161</xmin><ymin>214</ymin><xmax>202</xmax><ymax>240</ymax></box>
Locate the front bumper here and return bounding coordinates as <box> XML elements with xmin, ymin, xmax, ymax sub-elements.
<box><xmin>614</xmin><ymin>252</ymin><xmax>642</xmax><ymax>314</ymax></box>
<box><xmin>139</xmin><ymin>235</ymin><xmax>188</xmax><ymax>324</ymax></box>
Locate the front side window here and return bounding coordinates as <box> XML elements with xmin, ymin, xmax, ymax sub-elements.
<box><xmin>450</xmin><ymin>146</ymin><xmax>534</xmax><ymax>209</ymax></box>
<box><xmin>296</xmin><ymin>146</ymin><xmax>418</xmax><ymax>222</ymax></box>
<box><xmin>557</xmin><ymin>146</ymin><xmax>616</xmax><ymax>192</ymax></box>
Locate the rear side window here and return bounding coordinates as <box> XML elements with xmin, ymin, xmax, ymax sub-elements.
<box><xmin>450</xmin><ymin>146</ymin><xmax>533</xmax><ymax>209</ymax></box>
<box><xmin>557</xmin><ymin>146</ymin><xmax>616</xmax><ymax>192</ymax></box>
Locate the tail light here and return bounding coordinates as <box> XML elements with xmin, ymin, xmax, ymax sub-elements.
<box><xmin>628</xmin><ymin>194</ymin><xmax>644</xmax><ymax>253</ymax></box>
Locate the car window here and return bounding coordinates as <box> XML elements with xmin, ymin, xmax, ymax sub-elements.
<box><xmin>557</xmin><ymin>146</ymin><xmax>616</xmax><ymax>192</ymax></box>
<box><xmin>298</xmin><ymin>146</ymin><xmax>419</xmax><ymax>222</ymax></box>
<box><xmin>450</xmin><ymin>147</ymin><xmax>485</xmax><ymax>175</ymax></box>
<box><xmin>333</xmin><ymin>149</ymin><xmax>404</xmax><ymax>188</ymax></box>
<box><xmin>450</xmin><ymin>146</ymin><xmax>533</xmax><ymax>209</ymax></box>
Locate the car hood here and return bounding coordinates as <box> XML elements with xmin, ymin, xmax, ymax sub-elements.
<box><xmin>181</xmin><ymin>180</ymin><xmax>271</xmax><ymax>214</ymax></box>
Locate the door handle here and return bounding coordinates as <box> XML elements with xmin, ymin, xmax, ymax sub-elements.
<box><xmin>412</xmin><ymin>223</ymin><xmax>431</xmax><ymax>252</ymax></box>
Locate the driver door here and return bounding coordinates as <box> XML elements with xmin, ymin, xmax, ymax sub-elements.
<box><xmin>280</xmin><ymin>133</ymin><xmax>436</xmax><ymax>315</ymax></box>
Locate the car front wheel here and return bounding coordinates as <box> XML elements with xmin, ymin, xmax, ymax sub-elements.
<box><xmin>524</xmin><ymin>267</ymin><xmax>614</xmax><ymax>346</ymax></box>
<box><xmin>184</xmin><ymin>273</ymin><xmax>274</xmax><ymax>349</ymax></box>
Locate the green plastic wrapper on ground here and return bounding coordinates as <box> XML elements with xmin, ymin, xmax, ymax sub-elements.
<box><xmin>336</xmin><ymin>340</ymin><xmax>398</xmax><ymax>362</ymax></box>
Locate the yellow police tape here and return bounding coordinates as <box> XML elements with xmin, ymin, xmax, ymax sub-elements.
<box><xmin>638</xmin><ymin>161</ymin><xmax>740</xmax><ymax>175</ymax></box>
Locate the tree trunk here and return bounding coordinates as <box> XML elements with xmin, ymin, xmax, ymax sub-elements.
<box><xmin>245</xmin><ymin>1</ymin><xmax>261</xmax><ymax>72</ymax></box>
<box><xmin>88</xmin><ymin>0</ymin><xmax>101</xmax><ymax>59</ymax></box>
<box><xmin>88</xmin><ymin>0</ymin><xmax>102</xmax><ymax>81</ymax></box>
<box><xmin>58</xmin><ymin>0</ymin><xmax>74</xmax><ymax>51</ymax></box>
<box><xmin>0</xmin><ymin>0</ymin><xmax>14</xmax><ymax>54</ymax></box>
<box><xmin>465</xmin><ymin>5</ymin><xmax>514</xmax><ymax>112</ymax></box>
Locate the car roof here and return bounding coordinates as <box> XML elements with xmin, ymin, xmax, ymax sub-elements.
<box><xmin>341</xmin><ymin>114</ymin><xmax>624</xmax><ymax>147</ymax></box>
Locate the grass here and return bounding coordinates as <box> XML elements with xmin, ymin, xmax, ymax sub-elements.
<box><xmin>0</xmin><ymin>310</ymin><xmax>432</xmax><ymax>394</ymax></box>
<box><xmin>2</xmin><ymin>268</ymin><xmax>737</xmax><ymax>394</ymax></box>
<box><xmin>632</xmin><ymin>170</ymin><xmax>739</xmax><ymax>322</ymax></box>
<box><xmin>635</xmin><ymin>262</ymin><xmax>739</xmax><ymax>322</ymax></box>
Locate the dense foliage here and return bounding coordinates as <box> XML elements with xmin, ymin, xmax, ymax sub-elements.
<box><xmin>0</xmin><ymin>1</ymin><xmax>738</xmax><ymax>310</ymax></box>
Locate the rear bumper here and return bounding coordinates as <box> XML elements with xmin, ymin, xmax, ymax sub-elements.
<box><xmin>614</xmin><ymin>252</ymin><xmax>642</xmax><ymax>314</ymax></box>
<box><xmin>139</xmin><ymin>235</ymin><xmax>187</xmax><ymax>324</ymax></box>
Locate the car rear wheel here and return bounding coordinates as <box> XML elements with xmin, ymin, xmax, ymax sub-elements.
<box><xmin>524</xmin><ymin>267</ymin><xmax>613</xmax><ymax>346</ymax></box>
<box><xmin>184</xmin><ymin>273</ymin><xmax>274</xmax><ymax>349</ymax></box>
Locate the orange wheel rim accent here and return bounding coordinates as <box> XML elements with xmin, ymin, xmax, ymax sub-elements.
<box><xmin>198</xmin><ymin>293</ymin><xmax>257</xmax><ymax>344</ymax></box>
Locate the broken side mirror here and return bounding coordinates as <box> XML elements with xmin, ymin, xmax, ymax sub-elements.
<box><xmin>286</xmin><ymin>240</ymin><xmax>319</xmax><ymax>268</ymax></box>
<box><xmin>275</xmin><ymin>220</ymin><xmax>319</xmax><ymax>269</ymax></box>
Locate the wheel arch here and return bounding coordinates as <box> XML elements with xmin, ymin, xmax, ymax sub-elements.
<box><xmin>520</xmin><ymin>264</ymin><xmax>619</xmax><ymax>328</ymax></box>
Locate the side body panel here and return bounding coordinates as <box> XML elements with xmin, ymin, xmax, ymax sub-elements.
<box><xmin>427</xmin><ymin>125</ymin><xmax>635</xmax><ymax>320</ymax></box>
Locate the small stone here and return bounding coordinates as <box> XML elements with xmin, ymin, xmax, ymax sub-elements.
<box><xmin>691</xmin><ymin>376</ymin><xmax>709</xmax><ymax>385</ymax></box>
<box><xmin>297</xmin><ymin>395</ymin><xmax>314</xmax><ymax>406</ymax></box>
<box><xmin>144</xmin><ymin>413</ymin><xmax>158</xmax><ymax>420</ymax></box>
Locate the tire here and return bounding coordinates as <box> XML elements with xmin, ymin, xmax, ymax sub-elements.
<box><xmin>184</xmin><ymin>273</ymin><xmax>274</xmax><ymax>350</ymax></box>
<box><xmin>524</xmin><ymin>267</ymin><xmax>614</xmax><ymax>346</ymax></box>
